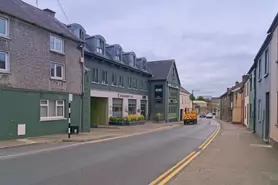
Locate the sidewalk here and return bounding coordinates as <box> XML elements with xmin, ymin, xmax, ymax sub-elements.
<box><xmin>0</xmin><ymin>121</ymin><xmax>182</xmax><ymax>149</ymax></box>
<box><xmin>171</xmin><ymin>120</ymin><xmax>278</xmax><ymax>185</ymax></box>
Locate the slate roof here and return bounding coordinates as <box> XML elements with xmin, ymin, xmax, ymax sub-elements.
<box><xmin>180</xmin><ymin>86</ymin><xmax>190</xmax><ymax>94</ymax></box>
<box><xmin>0</xmin><ymin>0</ymin><xmax>81</xmax><ymax>42</ymax></box>
<box><xmin>147</xmin><ymin>60</ymin><xmax>174</xmax><ymax>80</ymax></box>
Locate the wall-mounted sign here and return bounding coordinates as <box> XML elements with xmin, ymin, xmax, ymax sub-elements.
<box><xmin>118</xmin><ymin>93</ymin><xmax>134</xmax><ymax>98</ymax></box>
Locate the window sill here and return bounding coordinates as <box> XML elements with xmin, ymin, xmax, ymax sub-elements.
<box><xmin>111</xmin><ymin>84</ymin><xmax>118</xmax><ymax>87</ymax></box>
<box><xmin>92</xmin><ymin>81</ymin><xmax>100</xmax><ymax>84</ymax></box>
<box><xmin>50</xmin><ymin>49</ymin><xmax>65</xmax><ymax>55</ymax></box>
<box><xmin>0</xmin><ymin>35</ymin><xmax>11</xmax><ymax>40</ymax></box>
<box><xmin>40</xmin><ymin>117</ymin><xmax>67</xmax><ymax>122</ymax></box>
<box><xmin>0</xmin><ymin>70</ymin><xmax>11</xmax><ymax>74</ymax></box>
<box><xmin>50</xmin><ymin>77</ymin><xmax>66</xmax><ymax>82</ymax></box>
<box><xmin>258</xmin><ymin>78</ymin><xmax>262</xmax><ymax>82</ymax></box>
<box><xmin>101</xmin><ymin>83</ymin><xmax>109</xmax><ymax>86</ymax></box>
<box><xmin>264</xmin><ymin>73</ymin><xmax>268</xmax><ymax>78</ymax></box>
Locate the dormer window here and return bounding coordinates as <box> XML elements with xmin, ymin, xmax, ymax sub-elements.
<box><xmin>131</xmin><ymin>55</ymin><xmax>136</xmax><ymax>67</ymax></box>
<box><xmin>96</xmin><ymin>38</ymin><xmax>104</xmax><ymax>54</ymax></box>
<box><xmin>79</xmin><ymin>29</ymin><xmax>84</xmax><ymax>40</ymax></box>
<box><xmin>115</xmin><ymin>48</ymin><xmax>121</xmax><ymax>61</ymax></box>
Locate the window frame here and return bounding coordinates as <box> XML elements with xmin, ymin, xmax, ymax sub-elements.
<box><xmin>102</xmin><ymin>70</ymin><xmax>108</xmax><ymax>84</ymax></box>
<box><xmin>264</xmin><ymin>48</ymin><xmax>269</xmax><ymax>76</ymax></box>
<box><xmin>50</xmin><ymin>62</ymin><xmax>65</xmax><ymax>80</ymax></box>
<box><xmin>92</xmin><ymin>68</ymin><xmax>99</xmax><ymax>83</ymax></box>
<box><xmin>258</xmin><ymin>58</ymin><xmax>262</xmax><ymax>80</ymax></box>
<box><xmin>40</xmin><ymin>100</ymin><xmax>65</xmax><ymax>121</ymax></box>
<box><xmin>96</xmin><ymin>39</ymin><xmax>104</xmax><ymax>54</ymax></box>
<box><xmin>119</xmin><ymin>75</ymin><xmax>124</xmax><ymax>87</ymax></box>
<box><xmin>0</xmin><ymin>16</ymin><xmax>8</xmax><ymax>37</ymax></box>
<box><xmin>112</xmin><ymin>73</ymin><xmax>117</xmax><ymax>86</ymax></box>
<box><xmin>50</xmin><ymin>35</ymin><xmax>64</xmax><ymax>54</ymax></box>
<box><xmin>0</xmin><ymin>51</ymin><xmax>9</xmax><ymax>73</ymax></box>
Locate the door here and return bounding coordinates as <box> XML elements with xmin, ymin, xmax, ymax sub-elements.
<box><xmin>180</xmin><ymin>109</ymin><xmax>183</xmax><ymax>121</ymax></box>
<box><xmin>264</xmin><ymin>92</ymin><xmax>270</xmax><ymax>142</ymax></box>
<box><xmin>140</xmin><ymin>100</ymin><xmax>147</xmax><ymax>118</ymax></box>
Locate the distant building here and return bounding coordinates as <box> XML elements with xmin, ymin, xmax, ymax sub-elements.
<box><xmin>180</xmin><ymin>87</ymin><xmax>191</xmax><ymax>120</ymax></box>
<box><xmin>147</xmin><ymin>60</ymin><xmax>181</xmax><ymax>122</ymax></box>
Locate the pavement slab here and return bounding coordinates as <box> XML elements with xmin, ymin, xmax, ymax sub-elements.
<box><xmin>171</xmin><ymin>120</ymin><xmax>278</xmax><ymax>185</ymax></box>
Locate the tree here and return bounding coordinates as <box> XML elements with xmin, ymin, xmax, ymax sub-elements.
<box><xmin>189</xmin><ymin>94</ymin><xmax>195</xmax><ymax>101</ymax></box>
<box><xmin>197</xmin><ymin>96</ymin><xmax>205</xmax><ymax>100</ymax></box>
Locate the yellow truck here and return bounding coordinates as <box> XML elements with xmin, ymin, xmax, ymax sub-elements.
<box><xmin>183</xmin><ymin>111</ymin><xmax>198</xmax><ymax>125</ymax></box>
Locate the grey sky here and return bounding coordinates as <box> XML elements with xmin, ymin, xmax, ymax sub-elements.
<box><xmin>24</xmin><ymin>0</ymin><xmax>278</xmax><ymax>97</ymax></box>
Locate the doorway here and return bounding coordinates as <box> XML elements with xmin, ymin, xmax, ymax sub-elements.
<box><xmin>141</xmin><ymin>100</ymin><xmax>147</xmax><ymax>118</ymax></box>
<box><xmin>180</xmin><ymin>109</ymin><xmax>183</xmax><ymax>121</ymax></box>
<box><xmin>264</xmin><ymin>92</ymin><xmax>270</xmax><ymax>142</ymax></box>
<box><xmin>91</xmin><ymin>97</ymin><xmax>108</xmax><ymax>126</ymax></box>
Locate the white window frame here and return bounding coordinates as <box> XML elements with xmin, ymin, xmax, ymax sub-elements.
<box><xmin>50</xmin><ymin>35</ymin><xmax>64</xmax><ymax>54</ymax></box>
<box><xmin>50</xmin><ymin>62</ymin><xmax>65</xmax><ymax>80</ymax></box>
<box><xmin>264</xmin><ymin>48</ymin><xmax>269</xmax><ymax>75</ymax></box>
<box><xmin>56</xmin><ymin>100</ymin><xmax>65</xmax><ymax>118</ymax></box>
<box><xmin>0</xmin><ymin>16</ymin><xmax>8</xmax><ymax>37</ymax></box>
<box><xmin>0</xmin><ymin>51</ymin><xmax>9</xmax><ymax>73</ymax></box>
<box><xmin>40</xmin><ymin>100</ymin><xmax>66</xmax><ymax>121</ymax></box>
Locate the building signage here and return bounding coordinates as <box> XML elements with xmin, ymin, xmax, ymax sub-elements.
<box><xmin>168</xmin><ymin>83</ymin><xmax>179</xmax><ymax>89</ymax></box>
<box><xmin>118</xmin><ymin>93</ymin><xmax>133</xmax><ymax>98</ymax></box>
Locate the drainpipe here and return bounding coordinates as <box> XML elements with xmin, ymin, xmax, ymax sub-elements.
<box><xmin>80</xmin><ymin>44</ymin><xmax>85</xmax><ymax>132</ymax></box>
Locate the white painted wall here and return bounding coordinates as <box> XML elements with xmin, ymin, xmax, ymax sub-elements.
<box><xmin>91</xmin><ymin>89</ymin><xmax>148</xmax><ymax>118</ymax></box>
<box><xmin>244</xmin><ymin>79</ymin><xmax>250</xmax><ymax>127</ymax></box>
<box><xmin>270</xmin><ymin>25</ymin><xmax>278</xmax><ymax>142</ymax></box>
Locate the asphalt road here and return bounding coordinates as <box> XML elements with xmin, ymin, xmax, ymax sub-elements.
<box><xmin>0</xmin><ymin>119</ymin><xmax>217</xmax><ymax>185</ymax></box>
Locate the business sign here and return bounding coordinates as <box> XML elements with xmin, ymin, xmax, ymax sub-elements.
<box><xmin>118</xmin><ymin>93</ymin><xmax>133</xmax><ymax>98</ymax></box>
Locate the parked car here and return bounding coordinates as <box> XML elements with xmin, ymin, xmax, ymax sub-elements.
<box><xmin>199</xmin><ymin>114</ymin><xmax>206</xmax><ymax>118</ymax></box>
<box><xmin>206</xmin><ymin>113</ymin><xmax>213</xmax><ymax>119</ymax></box>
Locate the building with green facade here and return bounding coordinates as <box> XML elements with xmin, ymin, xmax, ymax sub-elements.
<box><xmin>147</xmin><ymin>60</ymin><xmax>181</xmax><ymax>122</ymax></box>
<box><xmin>0</xmin><ymin>0</ymin><xmax>90</xmax><ymax>140</ymax></box>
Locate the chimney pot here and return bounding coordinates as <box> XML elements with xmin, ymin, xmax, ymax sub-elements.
<box><xmin>235</xmin><ymin>81</ymin><xmax>239</xmax><ymax>85</ymax></box>
<box><xmin>43</xmin><ymin>8</ymin><xmax>56</xmax><ymax>17</ymax></box>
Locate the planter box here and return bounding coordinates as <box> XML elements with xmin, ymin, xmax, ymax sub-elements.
<box><xmin>109</xmin><ymin>121</ymin><xmax>146</xmax><ymax>126</ymax></box>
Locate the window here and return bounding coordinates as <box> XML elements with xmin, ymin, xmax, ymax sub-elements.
<box><xmin>50</xmin><ymin>63</ymin><xmax>64</xmax><ymax>80</ymax></box>
<box><xmin>133</xmin><ymin>78</ymin><xmax>137</xmax><ymax>89</ymax></box>
<box><xmin>102</xmin><ymin>70</ymin><xmax>108</xmax><ymax>84</ymax></box>
<box><xmin>244</xmin><ymin>106</ymin><xmax>246</xmax><ymax>119</ymax></box>
<box><xmin>128</xmin><ymin>77</ymin><xmax>132</xmax><ymax>88</ymax></box>
<box><xmin>112</xmin><ymin>98</ymin><xmax>123</xmax><ymax>117</ymax></box>
<box><xmin>115</xmin><ymin>49</ymin><xmax>121</xmax><ymax>61</ymax></box>
<box><xmin>119</xmin><ymin>75</ymin><xmax>124</xmax><ymax>87</ymax></box>
<box><xmin>172</xmin><ymin>67</ymin><xmax>175</xmax><ymax>77</ymax></box>
<box><xmin>140</xmin><ymin>80</ymin><xmax>143</xmax><ymax>89</ymax></box>
<box><xmin>131</xmin><ymin>55</ymin><xmax>136</xmax><ymax>67</ymax></box>
<box><xmin>0</xmin><ymin>17</ymin><xmax>8</xmax><ymax>37</ymax></box>
<box><xmin>79</xmin><ymin>29</ymin><xmax>84</xmax><ymax>40</ymax></box>
<box><xmin>112</xmin><ymin>73</ymin><xmax>117</xmax><ymax>86</ymax></box>
<box><xmin>258</xmin><ymin>58</ymin><xmax>261</xmax><ymax>80</ymax></box>
<box><xmin>92</xmin><ymin>68</ymin><xmax>99</xmax><ymax>83</ymax></box>
<box><xmin>264</xmin><ymin>49</ymin><xmax>269</xmax><ymax>75</ymax></box>
<box><xmin>154</xmin><ymin>85</ymin><xmax>163</xmax><ymax>103</ymax></box>
<box><xmin>250</xmin><ymin>75</ymin><xmax>252</xmax><ymax>90</ymax></box>
<box><xmin>0</xmin><ymin>52</ymin><xmax>9</xmax><ymax>73</ymax></box>
<box><xmin>145</xmin><ymin>81</ymin><xmax>148</xmax><ymax>90</ymax></box>
<box><xmin>50</xmin><ymin>35</ymin><xmax>64</xmax><ymax>53</ymax></box>
<box><xmin>96</xmin><ymin>39</ymin><xmax>104</xmax><ymax>54</ymax></box>
<box><xmin>128</xmin><ymin>99</ymin><xmax>137</xmax><ymax>115</ymax></box>
<box><xmin>258</xmin><ymin>99</ymin><xmax>261</xmax><ymax>120</ymax></box>
<box><xmin>40</xmin><ymin>100</ymin><xmax>65</xmax><ymax>120</ymax></box>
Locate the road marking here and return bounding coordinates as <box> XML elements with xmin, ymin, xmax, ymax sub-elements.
<box><xmin>198</xmin><ymin>125</ymin><xmax>219</xmax><ymax>149</ymax></box>
<box><xmin>158</xmin><ymin>152</ymin><xmax>201</xmax><ymax>185</ymax></box>
<box><xmin>150</xmin><ymin>121</ymin><xmax>220</xmax><ymax>185</ymax></box>
<box><xmin>201</xmin><ymin>126</ymin><xmax>220</xmax><ymax>150</ymax></box>
<box><xmin>149</xmin><ymin>151</ymin><xmax>196</xmax><ymax>185</ymax></box>
<box><xmin>0</xmin><ymin>124</ymin><xmax>180</xmax><ymax>161</ymax></box>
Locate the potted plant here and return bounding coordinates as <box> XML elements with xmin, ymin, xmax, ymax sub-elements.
<box><xmin>155</xmin><ymin>113</ymin><xmax>161</xmax><ymax>122</ymax></box>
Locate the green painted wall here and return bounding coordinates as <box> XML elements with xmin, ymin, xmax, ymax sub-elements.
<box><xmin>0</xmin><ymin>88</ymin><xmax>82</xmax><ymax>140</ymax></box>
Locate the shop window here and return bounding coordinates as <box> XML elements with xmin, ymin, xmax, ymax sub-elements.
<box><xmin>128</xmin><ymin>99</ymin><xmax>137</xmax><ymax>115</ymax></box>
<box><xmin>154</xmin><ymin>85</ymin><xmax>163</xmax><ymax>103</ymax></box>
<box><xmin>112</xmin><ymin>98</ymin><xmax>123</xmax><ymax>117</ymax></box>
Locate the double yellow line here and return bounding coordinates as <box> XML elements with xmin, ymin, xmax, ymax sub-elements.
<box><xmin>150</xmin><ymin>125</ymin><xmax>220</xmax><ymax>185</ymax></box>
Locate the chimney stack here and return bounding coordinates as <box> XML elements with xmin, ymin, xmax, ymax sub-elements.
<box><xmin>43</xmin><ymin>8</ymin><xmax>56</xmax><ymax>17</ymax></box>
<box><xmin>227</xmin><ymin>88</ymin><xmax>230</xmax><ymax>92</ymax></box>
<box><xmin>235</xmin><ymin>81</ymin><xmax>239</xmax><ymax>86</ymax></box>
